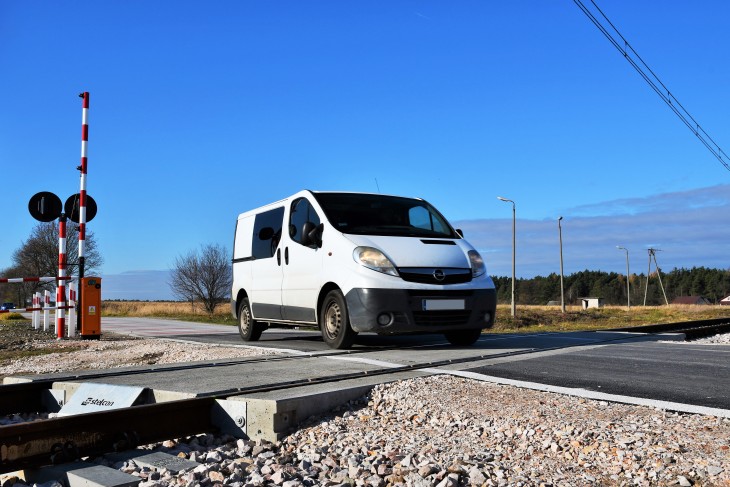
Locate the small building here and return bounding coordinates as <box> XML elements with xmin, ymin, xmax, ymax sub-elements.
<box><xmin>720</xmin><ymin>296</ymin><xmax>730</xmax><ymax>306</ymax></box>
<box><xmin>579</xmin><ymin>297</ymin><xmax>603</xmax><ymax>309</ymax></box>
<box><xmin>672</xmin><ymin>296</ymin><xmax>711</xmax><ymax>306</ymax></box>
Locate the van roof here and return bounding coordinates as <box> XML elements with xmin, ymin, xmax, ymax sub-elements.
<box><xmin>236</xmin><ymin>190</ymin><xmax>426</xmax><ymax>219</ymax></box>
<box><xmin>312</xmin><ymin>190</ymin><xmax>422</xmax><ymax>199</ymax></box>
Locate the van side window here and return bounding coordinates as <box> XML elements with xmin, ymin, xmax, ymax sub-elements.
<box><xmin>252</xmin><ymin>207</ymin><xmax>284</xmax><ymax>259</ymax></box>
<box><xmin>289</xmin><ymin>198</ymin><xmax>321</xmax><ymax>246</ymax></box>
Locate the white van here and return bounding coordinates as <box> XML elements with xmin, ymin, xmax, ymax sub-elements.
<box><xmin>231</xmin><ymin>190</ymin><xmax>497</xmax><ymax>349</ymax></box>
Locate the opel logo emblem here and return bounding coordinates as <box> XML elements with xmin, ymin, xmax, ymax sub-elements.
<box><xmin>433</xmin><ymin>269</ymin><xmax>445</xmax><ymax>281</ymax></box>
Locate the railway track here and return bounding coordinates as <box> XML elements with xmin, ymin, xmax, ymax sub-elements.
<box><xmin>610</xmin><ymin>316</ymin><xmax>730</xmax><ymax>339</ymax></box>
<box><xmin>1</xmin><ymin>318</ymin><xmax>728</xmax><ymax>474</ymax></box>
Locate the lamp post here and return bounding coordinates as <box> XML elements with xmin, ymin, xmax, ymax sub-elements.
<box><xmin>558</xmin><ymin>216</ymin><xmax>565</xmax><ymax>313</ymax></box>
<box><xmin>497</xmin><ymin>196</ymin><xmax>516</xmax><ymax>317</ymax></box>
<box><xmin>617</xmin><ymin>246</ymin><xmax>630</xmax><ymax>309</ymax></box>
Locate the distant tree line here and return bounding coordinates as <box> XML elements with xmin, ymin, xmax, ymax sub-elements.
<box><xmin>492</xmin><ymin>267</ymin><xmax>730</xmax><ymax>306</ymax></box>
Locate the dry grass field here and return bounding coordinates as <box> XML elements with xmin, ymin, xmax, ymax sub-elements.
<box><xmin>102</xmin><ymin>300</ymin><xmax>237</xmax><ymax>325</ymax></box>
<box><xmin>100</xmin><ymin>301</ymin><xmax>730</xmax><ymax>333</ymax></box>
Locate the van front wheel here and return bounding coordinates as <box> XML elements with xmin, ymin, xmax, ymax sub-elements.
<box><xmin>320</xmin><ymin>290</ymin><xmax>356</xmax><ymax>349</ymax></box>
<box><xmin>238</xmin><ymin>298</ymin><xmax>264</xmax><ymax>342</ymax></box>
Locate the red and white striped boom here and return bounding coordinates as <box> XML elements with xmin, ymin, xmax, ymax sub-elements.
<box><xmin>0</xmin><ymin>276</ymin><xmax>71</xmax><ymax>284</ymax></box>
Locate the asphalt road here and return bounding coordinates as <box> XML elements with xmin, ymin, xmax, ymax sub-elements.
<box><xmin>464</xmin><ymin>340</ymin><xmax>730</xmax><ymax>410</ymax></box>
<box><xmin>99</xmin><ymin>317</ymin><xmax>730</xmax><ymax>414</ymax></box>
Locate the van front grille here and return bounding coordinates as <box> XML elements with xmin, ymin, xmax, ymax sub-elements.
<box><xmin>398</xmin><ymin>268</ymin><xmax>472</xmax><ymax>285</ymax></box>
<box><xmin>407</xmin><ymin>290</ymin><xmax>474</xmax><ymax>298</ymax></box>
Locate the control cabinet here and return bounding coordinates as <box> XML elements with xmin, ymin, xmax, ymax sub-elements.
<box><xmin>81</xmin><ymin>277</ymin><xmax>101</xmax><ymax>339</ymax></box>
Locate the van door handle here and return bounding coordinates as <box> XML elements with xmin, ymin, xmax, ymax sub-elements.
<box><xmin>276</xmin><ymin>248</ymin><xmax>281</xmax><ymax>266</ymax></box>
<box><xmin>285</xmin><ymin>247</ymin><xmax>289</xmax><ymax>265</ymax></box>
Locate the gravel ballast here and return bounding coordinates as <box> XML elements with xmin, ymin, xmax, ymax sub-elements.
<box><xmin>1</xmin><ymin>332</ymin><xmax>729</xmax><ymax>486</ymax></box>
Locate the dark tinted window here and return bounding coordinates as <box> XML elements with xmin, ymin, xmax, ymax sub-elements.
<box><xmin>252</xmin><ymin>207</ymin><xmax>284</xmax><ymax>259</ymax></box>
<box><xmin>312</xmin><ymin>193</ymin><xmax>456</xmax><ymax>238</ymax></box>
<box><xmin>289</xmin><ymin>198</ymin><xmax>321</xmax><ymax>246</ymax></box>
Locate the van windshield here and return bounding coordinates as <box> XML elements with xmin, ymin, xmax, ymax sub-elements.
<box><xmin>312</xmin><ymin>193</ymin><xmax>458</xmax><ymax>238</ymax></box>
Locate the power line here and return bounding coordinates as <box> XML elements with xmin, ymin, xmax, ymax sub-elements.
<box><xmin>572</xmin><ymin>0</ymin><xmax>730</xmax><ymax>172</ymax></box>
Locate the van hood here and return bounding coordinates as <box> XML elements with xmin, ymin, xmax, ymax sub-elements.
<box><xmin>344</xmin><ymin>234</ymin><xmax>471</xmax><ymax>268</ymax></box>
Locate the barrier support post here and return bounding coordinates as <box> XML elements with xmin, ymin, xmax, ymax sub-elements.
<box><xmin>43</xmin><ymin>290</ymin><xmax>51</xmax><ymax>331</ymax></box>
<box><xmin>31</xmin><ymin>293</ymin><xmax>39</xmax><ymax>329</ymax></box>
<box><xmin>67</xmin><ymin>282</ymin><xmax>76</xmax><ymax>338</ymax></box>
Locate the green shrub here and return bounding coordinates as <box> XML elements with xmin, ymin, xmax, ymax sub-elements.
<box><xmin>0</xmin><ymin>312</ymin><xmax>27</xmax><ymax>321</ymax></box>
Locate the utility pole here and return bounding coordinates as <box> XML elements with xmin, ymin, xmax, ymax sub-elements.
<box><xmin>497</xmin><ymin>197</ymin><xmax>516</xmax><ymax>317</ymax></box>
<box><xmin>558</xmin><ymin>217</ymin><xmax>565</xmax><ymax>313</ymax></box>
<box><xmin>643</xmin><ymin>248</ymin><xmax>669</xmax><ymax>306</ymax></box>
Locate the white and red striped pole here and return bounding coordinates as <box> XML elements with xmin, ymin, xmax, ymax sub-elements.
<box><xmin>32</xmin><ymin>293</ymin><xmax>39</xmax><ymax>329</ymax></box>
<box><xmin>77</xmin><ymin>92</ymin><xmax>89</xmax><ymax>336</ymax></box>
<box><xmin>57</xmin><ymin>216</ymin><xmax>67</xmax><ymax>339</ymax></box>
<box><xmin>78</xmin><ymin>92</ymin><xmax>89</xmax><ymax>280</ymax></box>
<box><xmin>67</xmin><ymin>282</ymin><xmax>76</xmax><ymax>338</ymax></box>
<box><xmin>43</xmin><ymin>290</ymin><xmax>51</xmax><ymax>331</ymax></box>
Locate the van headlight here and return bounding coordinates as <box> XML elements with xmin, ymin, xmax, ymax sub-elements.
<box><xmin>468</xmin><ymin>250</ymin><xmax>487</xmax><ymax>278</ymax></box>
<box><xmin>353</xmin><ymin>247</ymin><xmax>399</xmax><ymax>277</ymax></box>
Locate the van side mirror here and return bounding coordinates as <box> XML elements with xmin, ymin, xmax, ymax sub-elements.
<box><xmin>258</xmin><ymin>227</ymin><xmax>274</xmax><ymax>240</ymax></box>
<box><xmin>301</xmin><ymin>222</ymin><xmax>323</xmax><ymax>247</ymax></box>
<box><xmin>456</xmin><ymin>229</ymin><xmax>464</xmax><ymax>238</ymax></box>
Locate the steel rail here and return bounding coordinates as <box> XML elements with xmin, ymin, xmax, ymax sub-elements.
<box><xmin>609</xmin><ymin>317</ymin><xmax>730</xmax><ymax>340</ymax></box>
<box><xmin>1</xmin><ymin>398</ymin><xmax>216</xmax><ymax>473</ymax></box>
<box><xmin>679</xmin><ymin>322</ymin><xmax>730</xmax><ymax>340</ymax></box>
<box><xmin>609</xmin><ymin>317</ymin><xmax>730</xmax><ymax>334</ymax></box>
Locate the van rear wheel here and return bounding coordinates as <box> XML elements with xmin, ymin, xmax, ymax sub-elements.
<box><xmin>444</xmin><ymin>329</ymin><xmax>482</xmax><ymax>346</ymax></box>
<box><xmin>238</xmin><ymin>298</ymin><xmax>264</xmax><ymax>341</ymax></box>
<box><xmin>320</xmin><ymin>290</ymin><xmax>356</xmax><ymax>349</ymax></box>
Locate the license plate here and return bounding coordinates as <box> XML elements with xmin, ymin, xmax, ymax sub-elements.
<box><xmin>422</xmin><ymin>299</ymin><xmax>465</xmax><ymax>311</ymax></box>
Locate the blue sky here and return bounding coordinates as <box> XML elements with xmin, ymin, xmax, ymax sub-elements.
<box><xmin>1</xmin><ymin>1</ymin><xmax>728</xmax><ymax>300</ymax></box>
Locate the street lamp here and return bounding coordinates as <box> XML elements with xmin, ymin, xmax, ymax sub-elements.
<box><xmin>558</xmin><ymin>216</ymin><xmax>565</xmax><ymax>313</ymax></box>
<box><xmin>617</xmin><ymin>246</ymin><xmax>630</xmax><ymax>309</ymax></box>
<box><xmin>497</xmin><ymin>196</ymin><xmax>516</xmax><ymax>317</ymax></box>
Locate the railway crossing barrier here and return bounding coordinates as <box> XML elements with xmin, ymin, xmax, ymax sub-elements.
<box><xmin>22</xmin><ymin>91</ymin><xmax>99</xmax><ymax>340</ymax></box>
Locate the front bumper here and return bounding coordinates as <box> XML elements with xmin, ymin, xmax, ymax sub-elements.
<box><xmin>345</xmin><ymin>287</ymin><xmax>497</xmax><ymax>334</ymax></box>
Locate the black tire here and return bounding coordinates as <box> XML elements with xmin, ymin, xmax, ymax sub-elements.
<box><xmin>444</xmin><ymin>328</ymin><xmax>482</xmax><ymax>346</ymax></box>
<box><xmin>319</xmin><ymin>289</ymin><xmax>356</xmax><ymax>349</ymax></box>
<box><xmin>237</xmin><ymin>298</ymin><xmax>264</xmax><ymax>342</ymax></box>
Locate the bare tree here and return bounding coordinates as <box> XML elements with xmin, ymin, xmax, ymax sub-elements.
<box><xmin>169</xmin><ymin>244</ymin><xmax>232</xmax><ymax>315</ymax></box>
<box><xmin>0</xmin><ymin>222</ymin><xmax>102</xmax><ymax>304</ymax></box>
